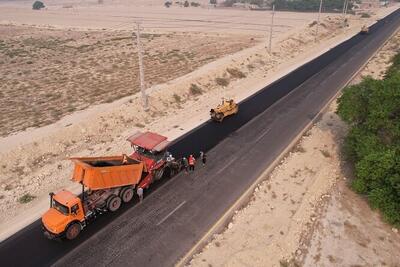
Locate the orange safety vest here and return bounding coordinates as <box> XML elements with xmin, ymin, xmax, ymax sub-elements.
<box><xmin>188</xmin><ymin>156</ymin><xmax>195</xmax><ymax>165</ymax></box>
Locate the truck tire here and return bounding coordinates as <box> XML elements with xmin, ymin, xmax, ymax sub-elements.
<box><xmin>107</xmin><ymin>195</ymin><xmax>122</xmax><ymax>212</ymax></box>
<box><xmin>65</xmin><ymin>222</ymin><xmax>81</xmax><ymax>240</ymax></box>
<box><xmin>153</xmin><ymin>168</ymin><xmax>164</xmax><ymax>180</ymax></box>
<box><xmin>162</xmin><ymin>167</ymin><xmax>172</xmax><ymax>179</ymax></box>
<box><xmin>120</xmin><ymin>188</ymin><xmax>134</xmax><ymax>203</ymax></box>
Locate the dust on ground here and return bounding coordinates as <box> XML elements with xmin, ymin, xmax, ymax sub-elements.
<box><xmin>188</xmin><ymin>19</ymin><xmax>400</xmax><ymax>267</ymax></box>
<box><xmin>0</xmin><ymin>3</ymin><xmax>398</xmax><ymax>241</ymax></box>
<box><xmin>0</xmin><ymin>25</ymin><xmax>257</xmax><ymax>137</ymax></box>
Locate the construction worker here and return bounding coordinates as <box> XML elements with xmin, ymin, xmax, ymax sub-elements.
<box><xmin>200</xmin><ymin>151</ymin><xmax>206</xmax><ymax>166</ymax></box>
<box><xmin>166</xmin><ymin>152</ymin><xmax>175</xmax><ymax>162</ymax></box>
<box><xmin>182</xmin><ymin>157</ymin><xmax>189</xmax><ymax>173</ymax></box>
<box><xmin>188</xmin><ymin>154</ymin><xmax>195</xmax><ymax>172</ymax></box>
<box><xmin>137</xmin><ymin>187</ymin><xmax>143</xmax><ymax>203</ymax></box>
<box><xmin>122</xmin><ymin>154</ymin><xmax>129</xmax><ymax>165</ymax></box>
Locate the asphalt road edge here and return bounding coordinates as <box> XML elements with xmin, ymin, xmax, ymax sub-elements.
<box><xmin>175</xmin><ymin>21</ymin><xmax>400</xmax><ymax>267</ymax></box>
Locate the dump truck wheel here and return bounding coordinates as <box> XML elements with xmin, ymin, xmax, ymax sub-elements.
<box><xmin>107</xmin><ymin>195</ymin><xmax>122</xmax><ymax>212</ymax></box>
<box><xmin>120</xmin><ymin>188</ymin><xmax>134</xmax><ymax>203</ymax></box>
<box><xmin>153</xmin><ymin>168</ymin><xmax>164</xmax><ymax>180</ymax></box>
<box><xmin>65</xmin><ymin>222</ymin><xmax>81</xmax><ymax>240</ymax></box>
<box><xmin>162</xmin><ymin>167</ymin><xmax>172</xmax><ymax>179</ymax></box>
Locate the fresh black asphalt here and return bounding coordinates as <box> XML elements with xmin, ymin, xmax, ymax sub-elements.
<box><xmin>1</xmin><ymin>9</ymin><xmax>400</xmax><ymax>267</ymax></box>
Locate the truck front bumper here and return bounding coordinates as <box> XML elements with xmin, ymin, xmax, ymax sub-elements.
<box><xmin>42</xmin><ymin>225</ymin><xmax>64</xmax><ymax>240</ymax></box>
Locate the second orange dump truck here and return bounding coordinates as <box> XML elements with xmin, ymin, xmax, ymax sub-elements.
<box><xmin>42</xmin><ymin>132</ymin><xmax>181</xmax><ymax>240</ymax></box>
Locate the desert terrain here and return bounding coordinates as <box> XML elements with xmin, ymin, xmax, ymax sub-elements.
<box><xmin>0</xmin><ymin>25</ymin><xmax>257</xmax><ymax>136</ymax></box>
<box><xmin>188</xmin><ymin>23</ymin><xmax>400</xmax><ymax>267</ymax></box>
<box><xmin>0</xmin><ymin>0</ymin><xmax>398</xmax><ymax>250</ymax></box>
<box><xmin>0</xmin><ymin>0</ymin><xmax>322</xmax><ymax>34</ymax></box>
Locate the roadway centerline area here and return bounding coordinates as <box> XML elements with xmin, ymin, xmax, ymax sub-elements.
<box><xmin>156</xmin><ymin>201</ymin><xmax>186</xmax><ymax>226</ymax></box>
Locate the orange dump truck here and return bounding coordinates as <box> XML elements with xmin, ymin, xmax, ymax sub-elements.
<box><xmin>42</xmin><ymin>155</ymin><xmax>146</xmax><ymax>240</ymax></box>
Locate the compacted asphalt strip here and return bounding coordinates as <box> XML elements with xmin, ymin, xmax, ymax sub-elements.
<box><xmin>0</xmin><ymin>9</ymin><xmax>399</xmax><ymax>267</ymax></box>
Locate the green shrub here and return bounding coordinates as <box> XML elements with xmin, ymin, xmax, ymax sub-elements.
<box><xmin>272</xmin><ymin>0</ymin><xmax>352</xmax><ymax>12</ymax></box>
<box><xmin>32</xmin><ymin>1</ymin><xmax>45</xmax><ymax>10</ymax></box>
<box><xmin>337</xmin><ymin>57</ymin><xmax>400</xmax><ymax>227</ymax></box>
<box><xmin>184</xmin><ymin>0</ymin><xmax>190</xmax><ymax>7</ymax></box>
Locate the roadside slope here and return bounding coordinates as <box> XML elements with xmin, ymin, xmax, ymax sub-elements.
<box><xmin>189</xmin><ymin>20</ymin><xmax>400</xmax><ymax>267</ymax></box>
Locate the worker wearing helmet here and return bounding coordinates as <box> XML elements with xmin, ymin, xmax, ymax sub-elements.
<box><xmin>182</xmin><ymin>157</ymin><xmax>189</xmax><ymax>173</ymax></box>
<box><xmin>188</xmin><ymin>154</ymin><xmax>195</xmax><ymax>172</ymax></box>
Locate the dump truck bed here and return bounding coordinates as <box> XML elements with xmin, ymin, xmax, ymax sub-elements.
<box><xmin>70</xmin><ymin>156</ymin><xmax>144</xmax><ymax>190</ymax></box>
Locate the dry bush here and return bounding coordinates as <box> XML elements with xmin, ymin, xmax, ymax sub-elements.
<box><xmin>227</xmin><ymin>68</ymin><xmax>246</xmax><ymax>78</ymax></box>
<box><xmin>173</xmin><ymin>93</ymin><xmax>182</xmax><ymax>103</ymax></box>
<box><xmin>320</xmin><ymin>149</ymin><xmax>331</xmax><ymax>158</ymax></box>
<box><xmin>18</xmin><ymin>193</ymin><xmax>36</xmax><ymax>204</ymax></box>
<box><xmin>189</xmin><ymin>83</ymin><xmax>203</xmax><ymax>95</ymax></box>
<box><xmin>215</xmin><ymin>77</ymin><xmax>230</xmax><ymax>87</ymax></box>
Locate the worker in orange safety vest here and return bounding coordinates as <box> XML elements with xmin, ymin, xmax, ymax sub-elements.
<box><xmin>188</xmin><ymin>154</ymin><xmax>196</xmax><ymax>172</ymax></box>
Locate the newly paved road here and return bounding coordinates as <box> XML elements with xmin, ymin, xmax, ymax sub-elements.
<box><xmin>1</xmin><ymin>9</ymin><xmax>400</xmax><ymax>267</ymax></box>
<box><xmin>56</xmin><ymin>10</ymin><xmax>400</xmax><ymax>267</ymax></box>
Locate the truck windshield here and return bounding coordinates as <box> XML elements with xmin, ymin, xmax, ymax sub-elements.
<box><xmin>52</xmin><ymin>199</ymin><xmax>69</xmax><ymax>216</ymax></box>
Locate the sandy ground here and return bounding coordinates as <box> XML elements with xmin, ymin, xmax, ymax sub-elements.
<box><xmin>0</xmin><ymin>0</ymin><xmax>398</xmax><ymax>241</ymax></box>
<box><xmin>188</xmin><ymin>99</ymin><xmax>347</xmax><ymax>267</ymax></box>
<box><xmin>301</xmin><ymin>29</ymin><xmax>400</xmax><ymax>267</ymax></box>
<box><xmin>0</xmin><ymin>0</ymin><xmax>326</xmax><ymax>35</ymax></box>
<box><xmin>0</xmin><ymin>25</ymin><xmax>256</xmax><ymax>137</ymax></box>
<box><xmin>188</xmin><ymin>19</ymin><xmax>400</xmax><ymax>267</ymax></box>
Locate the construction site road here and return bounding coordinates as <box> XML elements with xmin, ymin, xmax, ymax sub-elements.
<box><xmin>1</xmin><ymin>8</ymin><xmax>400</xmax><ymax>267</ymax></box>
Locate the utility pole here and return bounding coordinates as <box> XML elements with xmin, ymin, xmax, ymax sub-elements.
<box><xmin>268</xmin><ymin>4</ymin><xmax>275</xmax><ymax>53</ymax></box>
<box><xmin>134</xmin><ymin>22</ymin><xmax>149</xmax><ymax>111</ymax></box>
<box><xmin>342</xmin><ymin>0</ymin><xmax>347</xmax><ymax>16</ymax></box>
<box><xmin>315</xmin><ymin>0</ymin><xmax>323</xmax><ymax>42</ymax></box>
<box><xmin>342</xmin><ymin>0</ymin><xmax>349</xmax><ymax>27</ymax></box>
<box><xmin>344</xmin><ymin>0</ymin><xmax>349</xmax><ymax>17</ymax></box>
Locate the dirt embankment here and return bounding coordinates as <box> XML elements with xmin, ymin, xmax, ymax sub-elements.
<box><xmin>302</xmin><ymin>30</ymin><xmax>400</xmax><ymax>267</ymax></box>
<box><xmin>188</xmin><ymin>28</ymin><xmax>400</xmax><ymax>267</ymax></box>
<box><xmin>0</xmin><ymin>5</ymin><xmax>397</xmax><ymax>240</ymax></box>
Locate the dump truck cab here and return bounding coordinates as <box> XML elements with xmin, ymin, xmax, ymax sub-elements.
<box><xmin>42</xmin><ymin>190</ymin><xmax>85</xmax><ymax>240</ymax></box>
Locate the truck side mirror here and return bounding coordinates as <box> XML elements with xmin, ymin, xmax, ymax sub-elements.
<box><xmin>49</xmin><ymin>192</ymin><xmax>54</xmax><ymax>208</ymax></box>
